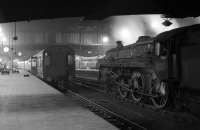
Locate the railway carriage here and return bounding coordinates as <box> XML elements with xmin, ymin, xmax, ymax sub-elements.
<box><xmin>98</xmin><ymin>24</ymin><xmax>200</xmax><ymax>109</ymax></box>
<box><xmin>30</xmin><ymin>45</ymin><xmax>75</xmax><ymax>89</ymax></box>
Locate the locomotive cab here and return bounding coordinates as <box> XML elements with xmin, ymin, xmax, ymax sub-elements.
<box><xmin>155</xmin><ymin>24</ymin><xmax>200</xmax><ymax>109</ymax></box>
<box><xmin>153</xmin><ymin>42</ymin><xmax>169</xmax><ymax>80</ymax></box>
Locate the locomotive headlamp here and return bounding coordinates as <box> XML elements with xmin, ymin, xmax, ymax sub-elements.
<box><xmin>45</xmin><ymin>52</ymin><xmax>48</xmax><ymax>56</ymax></box>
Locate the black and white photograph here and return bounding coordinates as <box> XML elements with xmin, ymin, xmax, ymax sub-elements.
<box><xmin>0</xmin><ymin>1</ymin><xmax>200</xmax><ymax>130</ymax></box>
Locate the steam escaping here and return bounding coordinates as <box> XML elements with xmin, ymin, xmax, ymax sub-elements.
<box><xmin>143</xmin><ymin>15</ymin><xmax>179</xmax><ymax>35</ymax></box>
<box><xmin>110</xmin><ymin>14</ymin><xmax>200</xmax><ymax>46</ymax></box>
<box><xmin>111</xmin><ymin>15</ymin><xmax>145</xmax><ymax>46</ymax></box>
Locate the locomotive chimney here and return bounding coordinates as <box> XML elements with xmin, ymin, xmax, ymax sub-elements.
<box><xmin>116</xmin><ymin>41</ymin><xmax>124</xmax><ymax>49</ymax></box>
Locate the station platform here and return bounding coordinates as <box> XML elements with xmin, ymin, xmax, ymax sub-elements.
<box><xmin>0</xmin><ymin>70</ymin><xmax>118</xmax><ymax>130</ymax></box>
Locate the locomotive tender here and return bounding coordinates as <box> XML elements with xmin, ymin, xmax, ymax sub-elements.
<box><xmin>26</xmin><ymin>45</ymin><xmax>75</xmax><ymax>89</ymax></box>
<box><xmin>98</xmin><ymin>24</ymin><xmax>200</xmax><ymax>109</ymax></box>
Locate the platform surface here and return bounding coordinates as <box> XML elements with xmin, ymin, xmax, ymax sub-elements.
<box><xmin>0</xmin><ymin>70</ymin><xmax>118</xmax><ymax>130</ymax></box>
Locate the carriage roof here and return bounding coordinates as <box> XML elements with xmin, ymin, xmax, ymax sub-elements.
<box><xmin>32</xmin><ymin>45</ymin><xmax>74</xmax><ymax>58</ymax></box>
<box><xmin>44</xmin><ymin>45</ymin><xmax>74</xmax><ymax>53</ymax></box>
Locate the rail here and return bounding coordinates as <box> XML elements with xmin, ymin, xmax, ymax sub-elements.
<box><xmin>67</xmin><ymin>90</ymin><xmax>148</xmax><ymax>130</ymax></box>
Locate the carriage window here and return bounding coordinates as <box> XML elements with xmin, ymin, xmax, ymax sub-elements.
<box><xmin>37</xmin><ymin>56</ymin><xmax>42</xmax><ymax>67</ymax></box>
<box><xmin>67</xmin><ymin>55</ymin><xmax>74</xmax><ymax>65</ymax></box>
<box><xmin>155</xmin><ymin>42</ymin><xmax>160</xmax><ymax>56</ymax></box>
<box><xmin>37</xmin><ymin>57</ymin><xmax>40</xmax><ymax>67</ymax></box>
<box><xmin>32</xmin><ymin>58</ymin><xmax>36</xmax><ymax>67</ymax></box>
<box><xmin>155</xmin><ymin>42</ymin><xmax>168</xmax><ymax>57</ymax></box>
<box><xmin>160</xmin><ymin>44</ymin><xmax>168</xmax><ymax>56</ymax></box>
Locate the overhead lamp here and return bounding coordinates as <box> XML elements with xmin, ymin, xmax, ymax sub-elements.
<box><xmin>162</xmin><ymin>19</ymin><xmax>172</xmax><ymax>27</ymax></box>
<box><xmin>102</xmin><ymin>36</ymin><xmax>109</xmax><ymax>43</ymax></box>
<box><xmin>3</xmin><ymin>47</ymin><xmax>9</xmax><ymax>53</ymax></box>
<box><xmin>18</xmin><ymin>52</ymin><xmax>22</xmax><ymax>56</ymax></box>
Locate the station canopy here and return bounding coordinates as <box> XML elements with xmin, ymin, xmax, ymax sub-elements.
<box><xmin>0</xmin><ymin>0</ymin><xmax>199</xmax><ymax>61</ymax></box>
<box><xmin>0</xmin><ymin>0</ymin><xmax>200</xmax><ymax>23</ymax></box>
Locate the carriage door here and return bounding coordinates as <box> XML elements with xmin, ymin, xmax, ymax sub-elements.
<box><xmin>66</xmin><ymin>54</ymin><xmax>74</xmax><ymax>79</ymax></box>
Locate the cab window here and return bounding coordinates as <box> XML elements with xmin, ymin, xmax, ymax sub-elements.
<box><xmin>45</xmin><ymin>53</ymin><xmax>51</xmax><ymax>66</ymax></box>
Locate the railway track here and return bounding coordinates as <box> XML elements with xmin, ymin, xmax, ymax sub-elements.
<box><xmin>72</xmin><ymin>77</ymin><xmax>200</xmax><ymax>122</ymax></box>
<box><xmin>73</xmin><ymin>77</ymin><xmax>105</xmax><ymax>93</ymax></box>
<box><xmin>73</xmin><ymin>77</ymin><xmax>158</xmax><ymax>108</ymax></box>
<box><xmin>73</xmin><ymin>77</ymin><xmax>162</xmax><ymax>111</ymax></box>
<box><xmin>46</xmin><ymin>76</ymin><xmax>200</xmax><ymax>130</ymax></box>
<box><xmin>67</xmin><ymin>89</ymin><xmax>148</xmax><ymax>130</ymax></box>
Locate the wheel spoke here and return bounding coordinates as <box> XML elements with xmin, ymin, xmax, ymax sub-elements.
<box><xmin>130</xmin><ymin>71</ymin><xmax>144</xmax><ymax>102</ymax></box>
<box><xmin>118</xmin><ymin>80</ymin><xmax>128</xmax><ymax>98</ymax></box>
<box><xmin>151</xmin><ymin>81</ymin><xmax>168</xmax><ymax>109</ymax></box>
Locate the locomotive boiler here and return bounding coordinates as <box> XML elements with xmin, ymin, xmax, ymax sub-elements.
<box><xmin>98</xmin><ymin>24</ymin><xmax>200</xmax><ymax>109</ymax></box>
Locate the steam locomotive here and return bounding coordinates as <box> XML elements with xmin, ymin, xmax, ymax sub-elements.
<box><xmin>98</xmin><ymin>24</ymin><xmax>200</xmax><ymax>109</ymax></box>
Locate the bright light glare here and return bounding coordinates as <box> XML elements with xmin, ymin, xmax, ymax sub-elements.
<box><xmin>13</xmin><ymin>59</ymin><xmax>20</xmax><ymax>63</ymax></box>
<box><xmin>18</xmin><ymin>52</ymin><xmax>22</xmax><ymax>56</ymax></box>
<box><xmin>0</xmin><ymin>32</ymin><xmax>3</xmax><ymax>37</ymax></box>
<box><xmin>146</xmin><ymin>15</ymin><xmax>179</xmax><ymax>34</ymax></box>
<box><xmin>120</xmin><ymin>28</ymin><xmax>131</xmax><ymax>39</ymax></box>
<box><xmin>111</xmin><ymin>15</ymin><xmax>145</xmax><ymax>45</ymax></box>
<box><xmin>102</xmin><ymin>36</ymin><xmax>109</xmax><ymax>43</ymax></box>
<box><xmin>0</xmin><ymin>58</ymin><xmax>2</xmax><ymax>62</ymax></box>
<box><xmin>110</xmin><ymin>15</ymin><xmax>183</xmax><ymax>46</ymax></box>
<box><xmin>88</xmin><ymin>51</ymin><xmax>92</xmax><ymax>54</ymax></box>
<box><xmin>150</xmin><ymin>20</ymin><xmax>160</xmax><ymax>29</ymax></box>
<box><xmin>3</xmin><ymin>47</ymin><xmax>9</xmax><ymax>53</ymax></box>
<box><xmin>75</xmin><ymin>56</ymin><xmax>80</xmax><ymax>60</ymax></box>
<box><xmin>2</xmin><ymin>37</ymin><xmax>7</xmax><ymax>42</ymax></box>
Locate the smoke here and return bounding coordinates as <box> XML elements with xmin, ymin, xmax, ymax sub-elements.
<box><xmin>109</xmin><ymin>14</ymin><xmax>200</xmax><ymax>45</ymax></box>
<box><xmin>142</xmin><ymin>15</ymin><xmax>180</xmax><ymax>35</ymax></box>
<box><xmin>110</xmin><ymin>15</ymin><xmax>145</xmax><ymax>46</ymax></box>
